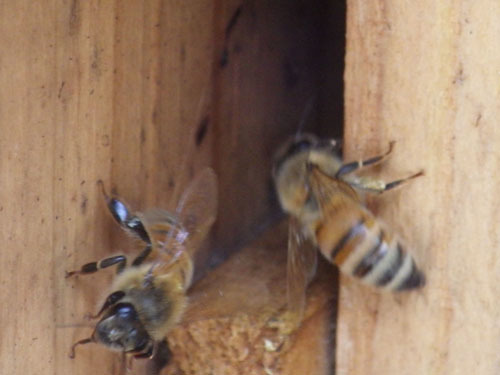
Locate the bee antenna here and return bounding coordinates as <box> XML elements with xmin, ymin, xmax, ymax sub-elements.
<box><xmin>295</xmin><ymin>94</ymin><xmax>317</xmax><ymax>141</ymax></box>
<box><xmin>69</xmin><ymin>337</ymin><xmax>95</xmax><ymax>359</ymax></box>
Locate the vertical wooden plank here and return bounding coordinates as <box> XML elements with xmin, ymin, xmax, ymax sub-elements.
<box><xmin>111</xmin><ymin>0</ymin><xmax>215</xmax><ymax>211</ymax></box>
<box><xmin>59</xmin><ymin>1</ymin><xmax>217</xmax><ymax>374</ymax></box>
<box><xmin>0</xmin><ymin>2</ymin><xmax>59</xmax><ymax>374</ymax></box>
<box><xmin>54</xmin><ymin>1</ymin><xmax>118</xmax><ymax>374</ymax></box>
<box><xmin>0</xmin><ymin>1</ymin><xmax>338</xmax><ymax>374</ymax></box>
<box><xmin>0</xmin><ymin>1</ymin><xmax>215</xmax><ymax>375</ymax></box>
<box><xmin>339</xmin><ymin>1</ymin><xmax>500</xmax><ymax>374</ymax></box>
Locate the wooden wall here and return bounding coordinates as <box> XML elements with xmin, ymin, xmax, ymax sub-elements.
<box><xmin>0</xmin><ymin>1</ymin><xmax>340</xmax><ymax>375</ymax></box>
<box><xmin>212</xmin><ymin>1</ymin><xmax>333</xmax><ymax>259</ymax></box>
<box><xmin>339</xmin><ymin>1</ymin><xmax>500</xmax><ymax>374</ymax></box>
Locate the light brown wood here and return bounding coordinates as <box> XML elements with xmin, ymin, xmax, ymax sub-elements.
<box><xmin>339</xmin><ymin>1</ymin><xmax>500</xmax><ymax>374</ymax></box>
<box><xmin>0</xmin><ymin>1</ymin><xmax>214</xmax><ymax>375</ymax></box>
<box><xmin>0</xmin><ymin>1</ymin><xmax>336</xmax><ymax>375</ymax></box>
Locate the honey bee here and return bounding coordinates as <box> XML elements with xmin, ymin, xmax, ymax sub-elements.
<box><xmin>65</xmin><ymin>168</ymin><xmax>217</xmax><ymax>372</ymax></box>
<box><xmin>272</xmin><ymin>134</ymin><xmax>424</xmax><ymax>326</ymax></box>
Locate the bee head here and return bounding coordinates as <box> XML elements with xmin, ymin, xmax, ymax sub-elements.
<box><xmin>272</xmin><ymin>134</ymin><xmax>318</xmax><ymax>177</ymax></box>
<box><xmin>273</xmin><ymin>134</ymin><xmax>342</xmax><ymax>177</ymax></box>
<box><xmin>95</xmin><ymin>302</ymin><xmax>151</xmax><ymax>353</ymax></box>
<box><xmin>272</xmin><ymin>134</ymin><xmax>341</xmax><ymax>217</ymax></box>
<box><xmin>271</xmin><ymin>134</ymin><xmax>316</xmax><ymax>215</ymax></box>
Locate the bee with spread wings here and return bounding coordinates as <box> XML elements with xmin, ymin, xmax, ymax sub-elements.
<box><xmin>66</xmin><ymin>168</ymin><xmax>217</xmax><ymax>374</ymax></box>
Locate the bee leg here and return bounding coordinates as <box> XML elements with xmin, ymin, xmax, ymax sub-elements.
<box><xmin>336</xmin><ymin>141</ymin><xmax>395</xmax><ymax>177</ymax></box>
<box><xmin>133</xmin><ymin>340</ymin><xmax>156</xmax><ymax>359</ymax></box>
<box><xmin>69</xmin><ymin>337</ymin><xmax>95</xmax><ymax>358</ymax></box>
<box><xmin>147</xmin><ymin>339</ymin><xmax>172</xmax><ymax>374</ymax></box>
<box><xmin>65</xmin><ymin>254</ymin><xmax>127</xmax><ymax>278</ymax></box>
<box><xmin>122</xmin><ymin>353</ymin><xmax>134</xmax><ymax>372</ymax></box>
<box><xmin>348</xmin><ymin>171</ymin><xmax>424</xmax><ymax>194</ymax></box>
<box><xmin>98</xmin><ymin>180</ymin><xmax>151</xmax><ymax>243</ymax></box>
<box><xmin>132</xmin><ymin>244</ymin><xmax>153</xmax><ymax>266</ymax></box>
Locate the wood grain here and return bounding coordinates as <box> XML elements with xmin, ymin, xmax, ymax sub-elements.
<box><xmin>0</xmin><ymin>1</ymin><xmax>214</xmax><ymax>375</ymax></box>
<box><xmin>339</xmin><ymin>1</ymin><xmax>500</xmax><ymax>374</ymax></box>
<box><xmin>0</xmin><ymin>1</ymin><xmax>337</xmax><ymax>375</ymax></box>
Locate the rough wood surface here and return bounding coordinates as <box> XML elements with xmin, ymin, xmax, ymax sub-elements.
<box><xmin>339</xmin><ymin>1</ymin><xmax>500</xmax><ymax>374</ymax></box>
<box><xmin>0</xmin><ymin>1</ymin><xmax>335</xmax><ymax>375</ymax></box>
<box><xmin>1</xmin><ymin>2</ymin><xmax>215</xmax><ymax>375</ymax></box>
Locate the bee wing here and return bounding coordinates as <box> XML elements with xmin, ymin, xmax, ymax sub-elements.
<box><xmin>171</xmin><ymin>167</ymin><xmax>218</xmax><ymax>257</ymax></box>
<box><xmin>286</xmin><ymin>216</ymin><xmax>318</xmax><ymax>325</ymax></box>
<box><xmin>307</xmin><ymin>164</ymin><xmax>360</xmax><ymax>212</ymax></box>
<box><xmin>137</xmin><ymin>208</ymin><xmax>179</xmax><ymax>251</ymax></box>
<box><xmin>138</xmin><ymin>168</ymin><xmax>217</xmax><ymax>260</ymax></box>
<box><xmin>135</xmin><ymin>169</ymin><xmax>217</xmax><ymax>287</ymax></box>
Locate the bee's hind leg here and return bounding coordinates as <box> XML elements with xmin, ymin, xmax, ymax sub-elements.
<box><xmin>65</xmin><ymin>254</ymin><xmax>128</xmax><ymax>277</ymax></box>
<box><xmin>146</xmin><ymin>339</ymin><xmax>172</xmax><ymax>374</ymax></box>
<box><xmin>347</xmin><ymin>171</ymin><xmax>424</xmax><ymax>194</ymax></box>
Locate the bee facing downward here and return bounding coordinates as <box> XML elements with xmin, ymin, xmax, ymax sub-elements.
<box><xmin>66</xmin><ymin>168</ymin><xmax>217</xmax><ymax>370</ymax></box>
<box><xmin>272</xmin><ymin>134</ymin><xmax>424</xmax><ymax>326</ymax></box>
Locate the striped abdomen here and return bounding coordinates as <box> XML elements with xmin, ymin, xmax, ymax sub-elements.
<box><xmin>314</xmin><ymin>203</ymin><xmax>424</xmax><ymax>291</ymax></box>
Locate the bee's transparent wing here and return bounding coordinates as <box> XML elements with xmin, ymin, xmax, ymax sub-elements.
<box><xmin>135</xmin><ymin>168</ymin><xmax>217</xmax><ymax>283</ymax></box>
<box><xmin>307</xmin><ymin>164</ymin><xmax>360</xmax><ymax>210</ymax></box>
<box><xmin>141</xmin><ymin>168</ymin><xmax>217</xmax><ymax>267</ymax></box>
<box><xmin>286</xmin><ymin>216</ymin><xmax>318</xmax><ymax>326</ymax></box>
<box><xmin>172</xmin><ymin>167</ymin><xmax>218</xmax><ymax>256</ymax></box>
<box><xmin>136</xmin><ymin>208</ymin><xmax>180</xmax><ymax>265</ymax></box>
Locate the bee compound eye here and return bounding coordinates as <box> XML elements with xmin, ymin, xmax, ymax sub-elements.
<box><xmin>290</xmin><ymin>139</ymin><xmax>312</xmax><ymax>153</ymax></box>
<box><xmin>116</xmin><ymin>304</ymin><xmax>135</xmax><ymax>318</ymax></box>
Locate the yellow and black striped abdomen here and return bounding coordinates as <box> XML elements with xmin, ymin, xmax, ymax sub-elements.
<box><xmin>314</xmin><ymin>203</ymin><xmax>424</xmax><ymax>291</ymax></box>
